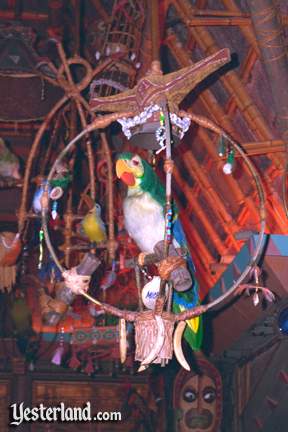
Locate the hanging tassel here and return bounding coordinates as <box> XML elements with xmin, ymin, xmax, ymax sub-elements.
<box><xmin>38</xmin><ymin>228</ymin><xmax>44</xmax><ymax>270</ymax></box>
<box><xmin>51</xmin><ymin>327</ymin><xmax>65</xmax><ymax>366</ymax></box>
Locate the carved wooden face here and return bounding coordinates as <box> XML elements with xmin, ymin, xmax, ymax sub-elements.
<box><xmin>173</xmin><ymin>360</ymin><xmax>222</xmax><ymax>432</ymax></box>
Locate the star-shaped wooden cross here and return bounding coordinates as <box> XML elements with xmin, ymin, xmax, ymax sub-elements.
<box><xmin>90</xmin><ymin>48</ymin><xmax>230</xmax><ymax>115</ymax></box>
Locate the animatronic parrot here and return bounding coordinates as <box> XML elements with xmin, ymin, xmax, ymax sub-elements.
<box><xmin>82</xmin><ymin>203</ymin><xmax>107</xmax><ymax>243</ymax></box>
<box><xmin>116</xmin><ymin>152</ymin><xmax>203</xmax><ymax>350</ymax></box>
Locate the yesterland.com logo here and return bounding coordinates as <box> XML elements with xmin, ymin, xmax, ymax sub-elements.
<box><xmin>9</xmin><ymin>402</ymin><xmax>122</xmax><ymax>426</ymax></box>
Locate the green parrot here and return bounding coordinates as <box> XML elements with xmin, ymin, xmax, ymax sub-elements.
<box><xmin>116</xmin><ymin>152</ymin><xmax>203</xmax><ymax>351</ymax></box>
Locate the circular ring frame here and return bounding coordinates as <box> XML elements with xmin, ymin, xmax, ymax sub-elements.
<box><xmin>41</xmin><ymin>120</ymin><xmax>266</xmax><ymax>313</ymax></box>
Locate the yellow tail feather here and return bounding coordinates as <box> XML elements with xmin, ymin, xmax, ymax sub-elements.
<box><xmin>179</xmin><ymin>305</ymin><xmax>200</xmax><ymax>333</ymax></box>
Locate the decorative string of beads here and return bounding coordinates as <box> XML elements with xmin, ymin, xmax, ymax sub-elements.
<box><xmin>165</xmin><ymin>208</ymin><xmax>173</xmax><ymax>243</ymax></box>
<box><xmin>117</xmin><ymin>104</ymin><xmax>191</xmax><ymax>142</ymax></box>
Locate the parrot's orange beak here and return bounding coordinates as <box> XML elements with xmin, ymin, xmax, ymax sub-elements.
<box><xmin>115</xmin><ymin>159</ymin><xmax>136</xmax><ymax>186</ymax></box>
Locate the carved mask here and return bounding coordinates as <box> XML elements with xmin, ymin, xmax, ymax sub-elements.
<box><xmin>173</xmin><ymin>358</ymin><xmax>222</xmax><ymax>432</ymax></box>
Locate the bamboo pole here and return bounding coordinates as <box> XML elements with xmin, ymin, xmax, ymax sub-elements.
<box><xmin>151</xmin><ymin>0</ymin><xmax>160</xmax><ymax>61</ymax></box>
<box><xmin>186</xmin><ymin>17</ymin><xmax>251</xmax><ymax>26</ymax></box>
<box><xmin>64</xmin><ymin>101</ymin><xmax>77</xmax><ymax>268</ymax></box>
<box><xmin>100</xmin><ymin>133</ymin><xmax>116</xmax><ymax>261</ymax></box>
<box><xmin>189</xmin><ymin>9</ymin><xmax>251</xmax><ymax>18</ymax></box>
<box><xmin>241</xmin><ymin>140</ymin><xmax>284</xmax><ymax>155</ymax></box>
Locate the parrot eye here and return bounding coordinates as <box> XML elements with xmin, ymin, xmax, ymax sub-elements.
<box><xmin>132</xmin><ymin>158</ymin><xmax>140</xmax><ymax>166</ymax></box>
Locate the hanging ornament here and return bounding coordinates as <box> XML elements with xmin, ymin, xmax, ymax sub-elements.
<box><xmin>33</xmin><ymin>181</ymin><xmax>51</xmax><ymax>214</ymax></box>
<box><xmin>51</xmin><ymin>327</ymin><xmax>65</xmax><ymax>366</ymax></box>
<box><xmin>223</xmin><ymin>148</ymin><xmax>235</xmax><ymax>175</ymax></box>
<box><xmin>51</xmin><ymin>200</ymin><xmax>58</xmax><ymax>220</ymax></box>
<box><xmin>236</xmin><ymin>265</ymin><xmax>275</xmax><ymax>306</ymax></box>
<box><xmin>38</xmin><ymin>228</ymin><xmax>44</xmax><ymax>270</ymax></box>
<box><xmin>50</xmin><ymin>186</ymin><xmax>63</xmax><ymax>201</ymax></box>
